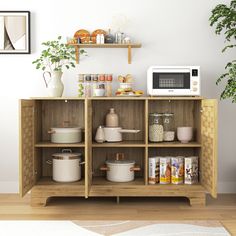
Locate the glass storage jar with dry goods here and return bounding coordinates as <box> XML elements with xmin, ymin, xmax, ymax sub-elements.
<box><xmin>149</xmin><ymin>113</ymin><xmax>164</xmax><ymax>142</ymax></box>
<box><xmin>163</xmin><ymin>113</ymin><xmax>175</xmax><ymax>141</ymax></box>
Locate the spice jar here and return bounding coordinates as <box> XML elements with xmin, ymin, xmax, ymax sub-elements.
<box><xmin>85</xmin><ymin>74</ymin><xmax>92</xmax><ymax>97</ymax></box>
<box><xmin>77</xmin><ymin>74</ymin><xmax>85</xmax><ymax>97</ymax></box>
<box><xmin>163</xmin><ymin>113</ymin><xmax>175</xmax><ymax>141</ymax></box>
<box><xmin>106</xmin><ymin>74</ymin><xmax>113</xmax><ymax>97</ymax></box>
<box><xmin>149</xmin><ymin>113</ymin><xmax>164</xmax><ymax>142</ymax></box>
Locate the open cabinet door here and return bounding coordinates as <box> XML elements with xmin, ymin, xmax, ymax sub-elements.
<box><xmin>85</xmin><ymin>99</ymin><xmax>92</xmax><ymax>198</ymax></box>
<box><xmin>201</xmin><ymin>99</ymin><xmax>218</xmax><ymax>198</ymax></box>
<box><xmin>19</xmin><ymin>100</ymin><xmax>36</xmax><ymax>197</ymax></box>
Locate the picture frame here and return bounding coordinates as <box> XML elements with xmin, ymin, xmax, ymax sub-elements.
<box><xmin>0</xmin><ymin>11</ymin><xmax>30</xmax><ymax>54</ymax></box>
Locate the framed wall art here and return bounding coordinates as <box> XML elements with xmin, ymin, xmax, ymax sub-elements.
<box><xmin>0</xmin><ymin>11</ymin><xmax>30</xmax><ymax>54</ymax></box>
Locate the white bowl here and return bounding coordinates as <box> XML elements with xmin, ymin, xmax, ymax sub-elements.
<box><xmin>177</xmin><ymin>127</ymin><xmax>193</xmax><ymax>143</ymax></box>
<box><xmin>94</xmin><ymin>88</ymin><xmax>105</xmax><ymax>96</ymax></box>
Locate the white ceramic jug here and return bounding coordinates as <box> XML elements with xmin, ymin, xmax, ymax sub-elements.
<box><xmin>43</xmin><ymin>71</ymin><xmax>64</xmax><ymax>97</ymax></box>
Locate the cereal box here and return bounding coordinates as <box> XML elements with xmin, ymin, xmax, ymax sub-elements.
<box><xmin>184</xmin><ymin>156</ymin><xmax>199</xmax><ymax>184</ymax></box>
<box><xmin>160</xmin><ymin>157</ymin><xmax>171</xmax><ymax>184</ymax></box>
<box><xmin>148</xmin><ymin>157</ymin><xmax>160</xmax><ymax>184</ymax></box>
<box><xmin>171</xmin><ymin>157</ymin><xmax>184</xmax><ymax>184</ymax></box>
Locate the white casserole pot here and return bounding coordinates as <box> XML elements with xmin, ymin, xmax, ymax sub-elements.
<box><xmin>100</xmin><ymin>153</ymin><xmax>141</xmax><ymax>182</ymax></box>
<box><xmin>48</xmin><ymin>149</ymin><xmax>83</xmax><ymax>182</ymax></box>
<box><xmin>103</xmin><ymin>127</ymin><xmax>140</xmax><ymax>142</ymax></box>
<box><xmin>49</xmin><ymin>126</ymin><xmax>82</xmax><ymax>143</ymax></box>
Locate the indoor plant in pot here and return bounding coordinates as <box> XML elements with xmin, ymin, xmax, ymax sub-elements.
<box><xmin>210</xmin><ymin>0</ymin><xmax>236</xmax><ymax>102</ymax></box>
<box><xmin>33</xmin><ymin>36</ymin><xmax>86</xmax><ymax>97</ymax></box>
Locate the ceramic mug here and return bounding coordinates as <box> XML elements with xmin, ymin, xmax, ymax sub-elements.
<box><xmin>94</xmin><ymin>88</ymin><xmax>105</xmax><ymax>97</ymax></box>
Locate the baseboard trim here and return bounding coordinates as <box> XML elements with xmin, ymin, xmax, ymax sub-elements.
<box><xmin>0</xmin><ymin>181</ymin><xmax>18</xmax><ymax>193</ymax></box>
<box><xmin>218</xmin><ymin>181</ymin><xmax>236</xmax><ymax>193</ymax></box>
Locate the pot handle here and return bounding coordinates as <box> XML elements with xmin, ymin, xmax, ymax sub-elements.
<box><xmin>100</xmin><ymin>166</ymin><xmax>110</xmax><ymax>171</ymax></box>
<box><xmin>119</xmin><ymin>129</ymin><xmax>140</xmax><ymax>134</ymax></box>
<box><xmin>79</xmin><ymin>161</ymin><xmax>85</xmax><ymax>166</ymax></box>
<box><xmin>62</xmin><ymin>149</ymin><xmax>72</xmax><ymax>153</ymax></box>
<box><xmin>48</xmin><ymin>129</ymin><xmax>56</xmax><ymax>134</ymax></box>
<box><xmin>116</xmin><ymin>153</ymin><xmax>125</xmax><ymax>161</ymax></box>
<box><xmin>46</xmin><ymin>160</ymin><xmax>52</xmax><ymax>165</ymax></box>
<box><xmin>43</xmin><ymin>71</ymin><xmax>51</xmax><ymax>88</ymax></box>
<box><xmin>130</xmin><ymin>166</ymin><xmax>141</xmax><ymax>172</ymax></box>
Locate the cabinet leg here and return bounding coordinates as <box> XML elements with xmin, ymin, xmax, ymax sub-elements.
<box><xmin>31</xmin><ymin>196</ymin><xmax>49</xmax><ymax>207</ymax></box>
<box><xmin>188</xmin><ymin>194</ymin><xmax>206</xmax><ymax>207</ymax></box>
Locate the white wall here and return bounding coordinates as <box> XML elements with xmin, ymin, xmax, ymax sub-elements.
<box><xmin>0</xmin><ymin>0</ymin><xmax>235</xmax><ymax>193</ymax></box>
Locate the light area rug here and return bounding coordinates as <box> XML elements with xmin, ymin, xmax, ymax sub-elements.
<box><xmin>0</xmin><ymin>220</ymin><xmax>230</xmax><ymax>236</ymax></box>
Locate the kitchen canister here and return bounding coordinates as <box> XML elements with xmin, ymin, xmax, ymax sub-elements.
<box><xmin>105</xmin><ymin>108</ymin><xmax>119</xmax><ymax>127</ymax></box>
<box><xmin>149</xmin><ymin>113</ymin><xmax>164</xmax><ymax>142</ymax></box>
<box><xmin>48</xmin><ymin>149</ymin><xmax>83</xmax><ymax>182</ymax></box>
<box><xmin>148</xmin><ymin>157</ymin><xmax>160</xmax><ymax>184</ymax></box>
<box><xmin>160</xmin><ymin>157</ymin><xmax>171</xmax><ymax>184</ymax></box>
<box><xmin>184</xmin><ymin>156</ymin><xmax>199</xmax><ymax>184</ymax></box>
<box><xmin>171</xmin><ymin>157</ymin><xmax>184</xmax><ymax>184</ymax></box>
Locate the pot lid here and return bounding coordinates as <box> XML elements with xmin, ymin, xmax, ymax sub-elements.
<box><xmin>105</xmin><ymin>159</ymin><xmax>135</xmax><ymax>165</ymax></box>
<box><xmin>52</xmin><ymin>152</ymin><xmax>82</xmax><ymax>159</ymax></box>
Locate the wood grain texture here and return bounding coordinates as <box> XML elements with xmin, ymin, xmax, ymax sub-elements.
<box><xmin>201</xmin><ymin>99</ymin><xmax>218</xmax><ymax>198</ymax></box>
<box><xmin>92</xmin><ymin>100</ymin><xmax>145</xmax><ymax>142</ymax></box>
<box><xmin>19</xmin><ymin>100</ymin><xmax>36</xmax><ymax>197</ymax></box>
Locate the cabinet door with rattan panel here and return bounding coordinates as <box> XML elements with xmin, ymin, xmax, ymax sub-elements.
<box><xmin>201</xmin><ymin>99</ymin><xmax>218</xmax><ymax>198</ymax></box>
<box><xmin>19</xmin><ymin>100</ymin><xmax>36</xmax><ymax>197</ymax></box>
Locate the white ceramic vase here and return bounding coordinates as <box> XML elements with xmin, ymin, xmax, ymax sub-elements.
<box><xmin>43</xmin><ymin>71</ymin><xmax>64</xmax><ymax>97</ymax></box>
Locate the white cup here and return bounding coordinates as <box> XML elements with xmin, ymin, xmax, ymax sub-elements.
<box><xmin>177</xmin><ymin>127</ymin><xmax>193</xmax><ymax>143</ymax></box>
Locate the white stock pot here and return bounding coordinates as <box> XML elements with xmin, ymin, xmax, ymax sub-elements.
<box><xmin>48</xmin><ymin>126</ymin><xmax>82</xmax><ymax>143</ymax></box>
<box><xmin>100</xmin><ymin>153</ymin><xmax>141</xmax><ymax>182</ymax></box>
<box><xmin>47</xmin><ymin>149</ymin><xmax>84</xmax><ymax>182</ymax></box>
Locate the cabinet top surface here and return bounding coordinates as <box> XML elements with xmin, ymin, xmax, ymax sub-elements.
<box><xmin>29</xmin><ymin>96</ymin><xmax>204</xmax><ymax>101</ymax></box>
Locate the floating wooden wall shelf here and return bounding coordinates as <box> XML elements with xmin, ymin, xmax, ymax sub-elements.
<box><xmin>68</xmin><ymin>43</ymin><xmax>142</xmax><ymax>64</ymax></box>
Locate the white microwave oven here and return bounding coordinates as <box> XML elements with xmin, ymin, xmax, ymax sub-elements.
<box><xmin>147</xmin><ymin>66</ymin><xmax>200</xmax><ymax>96</ymax></box>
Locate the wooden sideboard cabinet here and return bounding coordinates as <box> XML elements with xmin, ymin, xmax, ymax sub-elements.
<box><xmin>19</xmin><ymin>97</ymin><xmax>217</xmax><ymax>207</ymax></box>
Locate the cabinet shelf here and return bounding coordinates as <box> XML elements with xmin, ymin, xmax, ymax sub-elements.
<box><xmin>68</xmin><ymin>43</ymin><xmax>142</xmax><ymax>64</ymax></box>
<box><xmin>148</xmin><ymin>142</ymin><xmax>201</xmax><ymax>148</ymax></box>
<box><xmin>92</xmin><ymin>177</ymin><xmax>144</xmax><ymax>186</ymax></box>
<box><xmin>36</xmin><ymin>177</ymin><xmax>85</xmax><ymax>186</ymax></box>
<box><xmin>92</xmin><ymin>141</ymin><xmax>146</xmax><ymax>148</ymax></box>
<box><xmin>35</xmin><ymin>142</ymin><xmax>85</xmax><ymax>148</ymax></box>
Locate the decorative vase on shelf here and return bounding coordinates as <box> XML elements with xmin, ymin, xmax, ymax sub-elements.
<box><xmin>43</xmin><ymin>71</ymin><xmax>64</xmax><ymax>97</ymax></box>
<box><xmin>106</xmin><ymin>108</ymin><xmax>119</xmax><ymax>127</ymax></box>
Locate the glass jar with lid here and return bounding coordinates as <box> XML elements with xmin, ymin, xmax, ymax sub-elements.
<box><xmin>149</xmin><ymin>113</ymin><xmax>164</xmax><ymax>142</ymax></box>
<box><xmin>163</xmin><ymin>113</ymin><xmax>175</xmax><ymax>141</ymax></box>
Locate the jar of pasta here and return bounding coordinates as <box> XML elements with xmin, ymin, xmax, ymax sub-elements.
<box><xmin>149</xmin><ymin>113</ymin><xmax>164</xmax><ymax>142</ymax></box>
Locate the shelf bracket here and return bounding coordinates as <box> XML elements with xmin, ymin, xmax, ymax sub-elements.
<box><xmin>128</xmin><ymin>45</ymin><xmax>131</xmax><ymax>64</ymax></box>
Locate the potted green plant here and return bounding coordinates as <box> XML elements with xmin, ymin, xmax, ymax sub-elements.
<box><xmin>209</xmin><ymin>0</ymin><xmax>236</xmax><ymax>102</ymax></box>
<box><xmin>33</xmin><ymin>36</ymin><xmax>86</xmax><ymax>97</ymax></box>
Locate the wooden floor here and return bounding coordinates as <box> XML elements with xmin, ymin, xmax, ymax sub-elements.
<box><xmin>0</xmin><ymin>194</ymin><xmax>235</xmax><ymax>235</ymax></box>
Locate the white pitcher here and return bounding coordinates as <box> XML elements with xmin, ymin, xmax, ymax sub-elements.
<box><xmin>43</xmin><ymin>71</ymin><xmax>64</xmax><ymax>97</ymax></box>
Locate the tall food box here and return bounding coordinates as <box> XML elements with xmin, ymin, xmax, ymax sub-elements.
<box><xmin>171</xmin><ymin>157</ymin><xmax>184</xmax><ymax>184</ymax></box>
<box><xmin>148</xmin><ymin>157</ymin><xmax>160</xmax><ymax>184</ymax></box>
<box><xmin>184</xmin><ymin>156</ymin><xmax>199</xmax><ymax>184</ymax></box>
<box><xmin>160</xmin><ymin>157</ymin><xmax>171</xmax><ymax>184</ymax></box>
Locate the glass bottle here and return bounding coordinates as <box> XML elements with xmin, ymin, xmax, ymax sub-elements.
<box><xmin>105</xmin><ymin>29</ymin><xmax>115</xmax><ymax>43</ymax></box>
<box><xmin>92</xmin><ymin>74</ymin><xmax>99</xmax><ymax>97</ymax></box>
<box><xmin>106</xmin><ymin>74</ymin><xmax>113</xmax><ymax>97</ymax></box>
<box><xmin>149</xmin><ymin>113</ymin><xmax>164</xmax><ymax>142</ymax></box>
<box><xmin>163</xmin><ymin>113</ymin><xmax>175</xmax><ymax>141</ymax></box>
<box><xmin>85</xmin><ymin>74</ymin><xmax>92</xmax><ymax>97</ymax></box>
<box><xmin>77</xmin><ymin>74</ymin><xmax>85</xmax><ymax>97</ymax></box>
<box><xmin>115</xmin><ymin>29</ymin><xmax>122</xmax><ymax>44</ymax></box>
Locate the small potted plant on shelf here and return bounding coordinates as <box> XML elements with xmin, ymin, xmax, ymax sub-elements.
<box><xmin>33</xmin><ymin>36</ymin><xmax>86</xmax><ymax>97</ymax></box>
<box><xmin>209</xmin><ymin>0</ymin><xmax>236</xmax><ymax>102</ymax></box>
